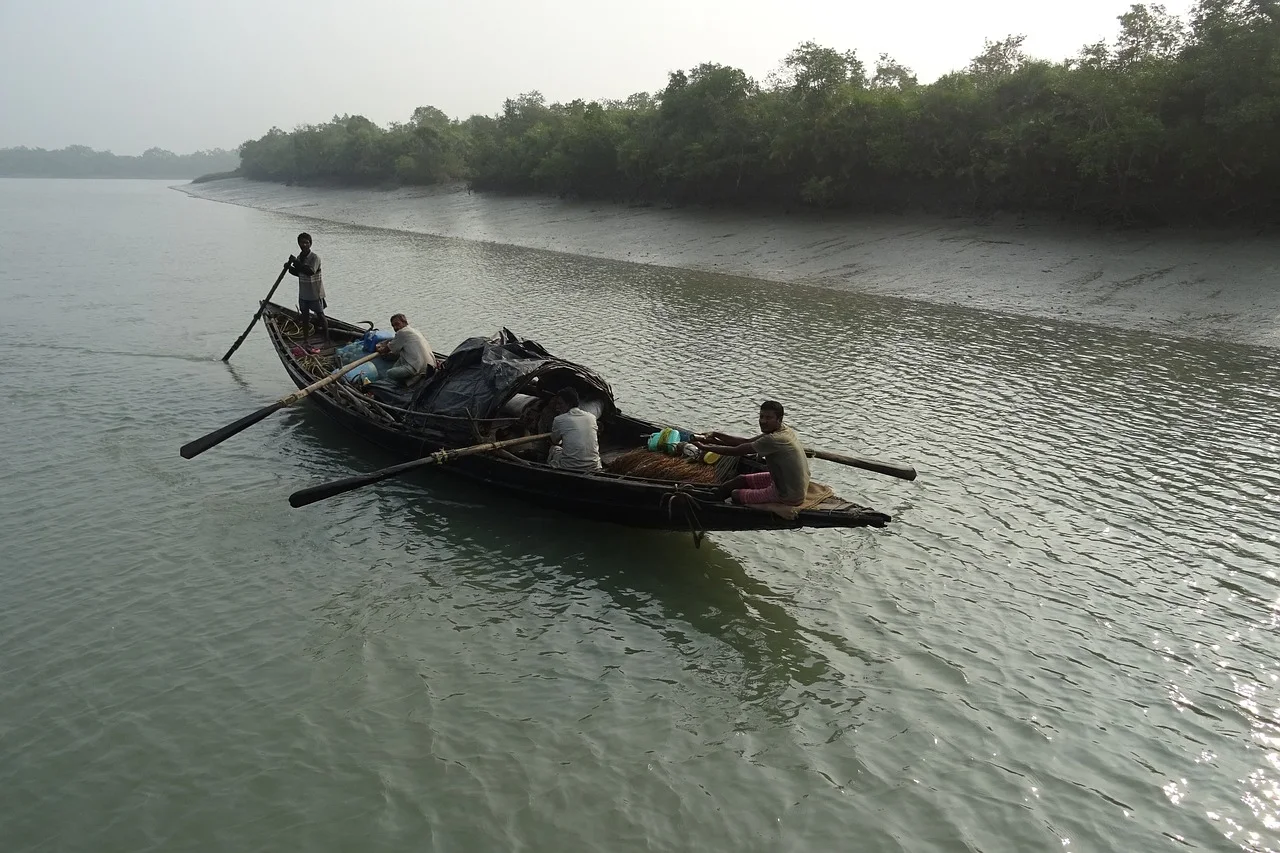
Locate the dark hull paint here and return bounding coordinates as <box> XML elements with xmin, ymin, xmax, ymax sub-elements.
<box><xmin>265</xmin><ymin>303</ymin><xmax>891</xmax><ymax>534</ymax></box>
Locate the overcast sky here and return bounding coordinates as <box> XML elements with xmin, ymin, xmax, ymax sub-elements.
<box><xmin>0</xmin><ymin>0</ymin><xmax>1193</xmax><ymax>154</ymax></box>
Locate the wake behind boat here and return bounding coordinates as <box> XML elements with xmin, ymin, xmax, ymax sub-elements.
<box><xmin>202</xmin><ymin>302</ymin><xmax>899</xmax><ymax>542</ymax></box>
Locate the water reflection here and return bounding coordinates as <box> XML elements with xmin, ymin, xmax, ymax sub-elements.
<box><xmin>287</xmin><ymin>412</ymin><xmax>876</xmax><ymax>725</ymax></box>
<box><xmin>280</xmin><ymin>220</ymin><xmax>1280</xmax><ymax>806</ymax></box>
<box><xmin>27</xmin><ymin>181</ymin><xmax>1277</xmax><ymax>851</ymax></box>
<box><xmin>222</xmin><ymin>361</ymin><xmax>256</xmax><ymax>392</ymax></box>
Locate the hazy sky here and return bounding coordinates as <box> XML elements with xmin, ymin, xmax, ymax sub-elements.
<box><xmin>0</xmin><ymin>0</ymin><xmax>1193</xmax><ymax>154</ymax></box>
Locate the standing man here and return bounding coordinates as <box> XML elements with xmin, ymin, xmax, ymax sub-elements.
<box><xmin>693</xmin><ymin>400</ymin><xmax>810</xmax><ymax>506</ymax></box>
<box><xmin>375</xmin><ymin>313</ymin><xmax>438</xmax><ymax>386</ymax></box>
<box><xmin>286</xmin><ymin>232</ymin><xmax>327</xmax><ymax>342</ymax></box>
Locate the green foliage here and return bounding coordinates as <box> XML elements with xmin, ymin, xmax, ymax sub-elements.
<box><xmin>871</xmin><ymin>54</ymin><xmax>919</xmax><ymax>90</ymax></box>
<box><xmin>234</xmin><ymin>1</ymin><xmax>1280</xmax><ymax>223</ymax></box>
<box><xmin>0</xmin><ymin>145</ymin><xmax>239</xmax><ymax>178</ymax></box>
<box><xmin>238</xmin><ymin>112</ymin><xmax>469</xmax><ymax>186</ymax></box>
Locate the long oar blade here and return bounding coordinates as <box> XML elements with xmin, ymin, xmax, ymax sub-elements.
<box><xmin>288</xmin><ymin>456</ymin><xmax>437</xmax><ymax>507</ymax></box>
<box><xmin>288</xmin><ymin>432</ymin><xmax>552</xmax><ymax>508</ymax></box>
<box><xmin>183</xmin><ymin>352</ymin><xmax>381</xmax><ymax>460</ymax></box>
<box><xmin>180</xmin><ymin>401</ymin><xmax>286</xmax><ymax>459</ymax></box>
<box><xmin>807</xmin><ymin>448</ymin><xmax>917</xmax><ymax>481</ymax></box>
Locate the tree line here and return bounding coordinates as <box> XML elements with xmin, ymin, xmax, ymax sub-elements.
<box><xmin>236</xmin><ymin>1</ymin><xmax>1280</xmax><ymax>223</ymax></box>
<box><xmin>0</xmin><ymin>146</ymin><xmax>240</xmax><ymax>179</ymax></box>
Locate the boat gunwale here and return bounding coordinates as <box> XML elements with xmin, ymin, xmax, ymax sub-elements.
<box><xmin>261</xmin><ymin>301</ymin><xmax>891</xmax><ymax>530</ymax></box>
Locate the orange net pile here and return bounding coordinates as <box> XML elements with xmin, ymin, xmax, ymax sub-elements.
<box><xmin>604</xmin><ymin>448</ymin><xmax>720</xmax><ymax>484</ymax></box>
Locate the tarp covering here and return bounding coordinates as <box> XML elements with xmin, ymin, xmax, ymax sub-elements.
<box><xmin>410</xmin><ymin>328</ymin><xmax>613</xmax><ymax>423</ymax></box>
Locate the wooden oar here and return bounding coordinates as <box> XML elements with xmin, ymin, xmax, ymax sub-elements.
<box><xmin>180</xmin><ymin>352</ymin><xmax>380</xmax><ymax>459</ymax></box>
<box><xmin>806</xmin><ymin>447</ymin><xmax>917</xmax><ymax>481</ymax></box>
<box><xmin>221</xmin><ymin>262</ymin><xmax>290</xmax><ymax>362</ymax></box>
<box><xmin>288</xmin><ymin>432</ymin><xmax>552</xmax><ymax>508</ymax></box>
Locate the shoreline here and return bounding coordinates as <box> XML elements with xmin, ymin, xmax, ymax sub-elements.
<box><xmin>176</xmin><ymin>178</ymin><xmax>1280</xmax><ymax>348</ymax></box>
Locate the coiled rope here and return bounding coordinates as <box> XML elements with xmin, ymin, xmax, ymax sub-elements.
<box><xmin>660</xmin><ymin>484</ymin><xmax>708</xmax><ymax>549</ymax></box>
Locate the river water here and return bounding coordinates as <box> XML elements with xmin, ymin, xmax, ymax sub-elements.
<box><xmin>2</xmin><ymin>178</ymin><xmax>1278</xmax><ymax>853</ymax></box>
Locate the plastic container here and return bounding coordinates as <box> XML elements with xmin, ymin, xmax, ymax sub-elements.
<box><xmin>336</xmin><ymin>342</ymin><xmax>366</xmax><ymax>364</ymax></box>
<box><xmin>646</xmin><ymin>428</ymin><xmax>690</xmax><ymax>453</ymax></box>
<box><xmin>361</xmin><ymin>329</ymin><xmax>395</xmax><ymax>352</ymax></box>
<box><xmin>343</xmin><ymin>362</ymin><xmax>379</xmax><ymax>384</ymax></box>
<box><xmin>499</xmin><ymin>394</ymin><xmax>540</xmax><ymax>419</ymax></box>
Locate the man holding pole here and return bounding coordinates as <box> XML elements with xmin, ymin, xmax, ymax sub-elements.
<box><xmin>286</xmin><ymin>232</ymin><xmax>328</xmax><ymax>342</ymax></box>
<box><xmin>693</xmin><ymin>400</ymin><xmax>810</xmax><ymax>506</ymax></box>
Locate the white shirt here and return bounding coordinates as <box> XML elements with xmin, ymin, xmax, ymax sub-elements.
<box><xmin>389</xmin><ymin>325</ymin><xmax>437</xmax><ymax>373</ymax></box>
<box><xmin>548</xmin><ymin>407</ymin><xmax>601</xmax><ymax>471</ymax></box>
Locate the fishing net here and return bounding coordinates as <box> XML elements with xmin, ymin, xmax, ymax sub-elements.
<box><xmin>605</xmin><ymin>449</ymin><xmax>739</xmax><ymax>484</ymax></box>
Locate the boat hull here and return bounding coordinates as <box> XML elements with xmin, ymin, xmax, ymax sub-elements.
<box><xmin>264</xmin><ymin>303</ymin><xmax>891</xmax><ymax>534</ymax></box>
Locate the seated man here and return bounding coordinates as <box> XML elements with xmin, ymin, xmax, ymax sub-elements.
<box><xmin>693</xmin><ymin>400</ymin><xmax>810</xmax><ymax>506</ymax></box>
<box><xmin>546</xmin><ymin>387</ymin><xmax>602</xmax><ymax>472</ymax></box>
<box><xmin>375</xmin><ymin>313</ymin><xmax>438</xmax><ymax>386</ymax></box>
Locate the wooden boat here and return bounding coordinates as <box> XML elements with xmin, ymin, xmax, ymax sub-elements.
<box><xmin>262</xmin><ymin>302</ymin><xmax>892</xmax><ymax>540</ymax></box>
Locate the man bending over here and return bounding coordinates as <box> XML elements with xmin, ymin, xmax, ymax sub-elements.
<box><xmin>375</xmin><ymin>313</ymin><xmax>437</xmax><ymax>386</ymax></box>
<box><xmin>547</xmin><ymin>387</ymin><xmax>601</xmax><ymax>472</ymax></box>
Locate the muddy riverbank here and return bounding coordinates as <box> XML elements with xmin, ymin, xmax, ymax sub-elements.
<box><xmin>179</xmin><ymin>178</ymin><xmax>1280</xmax><ymax>347</ymax></box>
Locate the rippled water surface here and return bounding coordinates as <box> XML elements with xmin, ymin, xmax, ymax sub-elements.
<box><xmin>2</xmin><ymin>179</ymin><xmax>1278</xmax><ymax>852</ymax></box>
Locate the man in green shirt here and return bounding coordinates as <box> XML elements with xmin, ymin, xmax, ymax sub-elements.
<box><xmin>693</xmin><ymin>400</ymin><xmax>811</xmax><ymax>506</ymax></box>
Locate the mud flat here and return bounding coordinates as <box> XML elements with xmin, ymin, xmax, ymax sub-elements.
<box><xmin>179</xmin><ymin>178</ymin><xmax>1280</xmax><ymax>347</ymax></box>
